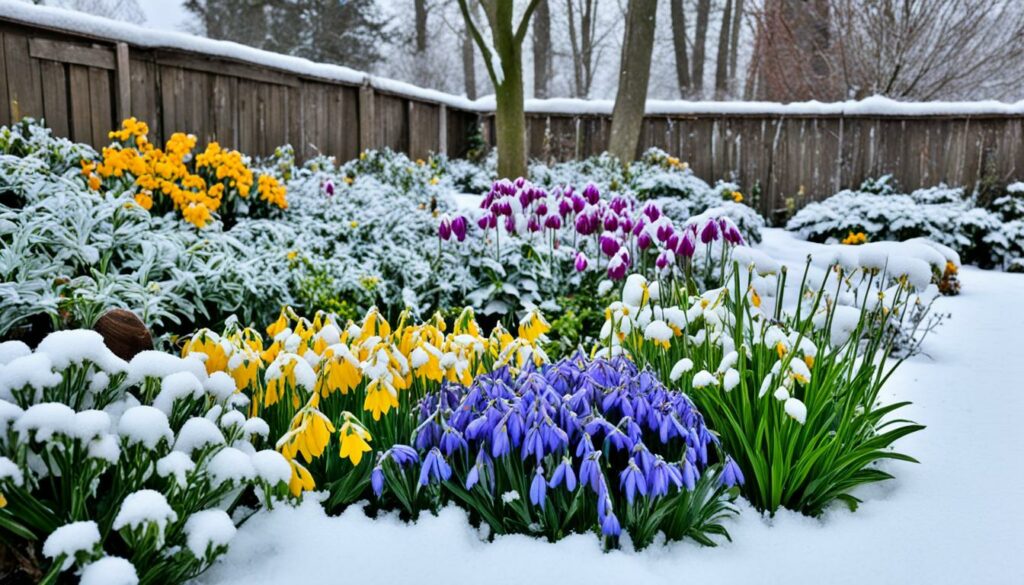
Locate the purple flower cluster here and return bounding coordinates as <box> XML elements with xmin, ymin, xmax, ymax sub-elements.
<box><xmin>411</xmin><ymin>353</ymin><xmax>741</xmax><ymax>536</ymax></box>
<box><xmin>450</xmin><ymin>178</ymin><xmax>745</xmax><ymax>280</ymax></box>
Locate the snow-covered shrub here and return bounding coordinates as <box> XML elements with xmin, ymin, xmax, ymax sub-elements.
<box><xmin>602</xmin><ymin>254</ymin><xmax>928</xmax><ymax>516</ymax></box>
<box><xmin>0</xmin><ymin>122</ymin><xmax>291</xmax><ymax>341</ymax></box>
<box><xmin>787</xmin><ymin>177</ymin><xmax>1024</xmax><ymax>270</ymax></box>
<box><xmin>0</xmin><ymin>330</ymin><xmax>290</xmax><ymax>583</ymax></box>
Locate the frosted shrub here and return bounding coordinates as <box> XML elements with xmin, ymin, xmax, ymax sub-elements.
<box><xmin>0</xmin><ymin>330</ymin><xmax>290</xmax><ymax>584</ymax></box>
<box><xmin>787</xmin><ymin>177</ymin><xmax>1024</xmax><ymax>270</ymax></box>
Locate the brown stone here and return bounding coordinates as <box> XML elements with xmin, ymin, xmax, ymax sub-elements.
<box><xmin>92</xmin><ymin>309</ymin><xmax>153</xmax><ymax>361</ymax></box>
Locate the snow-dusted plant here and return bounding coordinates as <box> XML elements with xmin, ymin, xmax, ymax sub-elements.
<box><xmin>787</xmin><ymin>177</ymin><xmax>1024</xmax><ymax>270</ymax></box>
<box><xmin>0</xmin><ymin>330</ymin><xmax>290</xmax><ymax>584</ymax></box>
<box><xmin>597</xmin><ymin>246</ymin><xmax>929</xmax><ymax>516</ymax></box>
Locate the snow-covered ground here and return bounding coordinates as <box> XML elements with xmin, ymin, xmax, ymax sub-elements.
<box><xmin>200</xmin><ymin>230</ymin><xmax>1024</xmax><ymax>585</ymax></box>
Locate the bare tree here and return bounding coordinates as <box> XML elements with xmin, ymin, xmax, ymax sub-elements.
<box><xmin>533</xmin><ymin>0</ymin><xmax>553</xmax><ymax>98</ymax></box>
<box><xmin>714</xmin><ymin>0</ymin><xmax>733</xmax><ymax>98</ymax></box>
<box><xmin>752</xmin><ymin>0</ymin><xmax>833</xmax><ymax>101</ymax></box>
<box><xmin>565</xmin><ymin>0</ymin><xmax>603</xmax><ymax>97</ymax></box>
<box><xmin>415</xmin><ymin>0</ymin><xmax>430</xmax><ymax>53</ymax></box>
<box><xmin>462</xmin><ymin>16</ymin><xmax>478</xmax><ymax>99</ymax></box>
<box><xmin>670</xmin><ymin>0</ymin><xmax>691</xmax><ymax>97</ymax></box>
<box><xmin>459</xmin><ymin>0</ymin><xmax>543</xmax><ymax>178</ymax></box>
<box><xmin>832</xmin><ymin>0</ymin><xmax>1024</xmax><ymax>100</ymax></box>
<box><xmin>728</xmin><ymin>0</ymin><xmax>744</xmax><ymax>82</ymax></box>
<box><xmin>608</xmin><ymin>0</ymin><xmax>657</xmax><ymax>162</ymax></box>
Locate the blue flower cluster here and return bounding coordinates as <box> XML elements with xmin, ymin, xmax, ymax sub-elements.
<box><xmin>412</xmin><ymin>352</ymin><xmax>742</xmax><ymax>536</ymax></box>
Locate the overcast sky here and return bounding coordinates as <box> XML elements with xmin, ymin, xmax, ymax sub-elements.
<box><xmin>137</xmin><ymin>0</ymin><xmax>189</xmax><ymax>31</ymax></box>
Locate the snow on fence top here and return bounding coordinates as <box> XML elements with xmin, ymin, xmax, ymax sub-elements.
<box><xmin>2</xmin><ymin>1</ymin><xmax>1024</xmax><ymax>118</ymax></box>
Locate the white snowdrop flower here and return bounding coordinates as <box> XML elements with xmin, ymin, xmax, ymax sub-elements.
<box><xmin>597</xmin><ymin>280</ymin><xmax>613</xmax><ymax>296</ymax></box>
<box><xmin>662</xmin><ymin>307</ymin><xmax>687</xmax><ymax>329</ymax></box>
<box><xmin>723</xmin><ymin>368</ymin><xmax>741</xmax><ymax>391</ymax></box>
<box><xmin>152</xmin><ymin>371</ymin><xmax>205</xmax><ymax>414</ymax></box>
<box><xmin>157</xmin><ymin>451</ymin><xmax>195</xmax><ymax>487</ymax></box>
<box><xmin>36</xmin><ymin>330</ymin><xmax>127</xmax><ymax>374</ymax></box>
<box><xmin>691</xmin><ymin>328</ymin><xmax>707</xmax><ymax>345</ymax></box>
<box><xmin>788</xmin><ymin>358</ymin><xmax>812</xmax><ymax>384</ymax></box>
<box><xmin>204</xmin><ymin>372</ymin><xmax>236</xmax><ymax>402</ymax></box>
<box><xmin>113</xmin><ymin>490</ymin><xmax>177</xmax><ymax>544</ymax></box>
<box><xmin>73</xmin><ymin>410</ymin><xmax>111</xmax><ymax>442</ymax></box>
<box><xmin>219</xmin><ymin>410</ymin><xmax>246</xmax><ymax>431</ymax></box>
<box><xmin>647</xmin><ymin>281</ymin><xmax>661</xmax><ymax>302</ymax></box>
<box><xmin>501</xmin><ymin>490</ymin><xmax>521</xmax><ymax>503</ymax></box>
<box><xmin>15</xmin><ymin>402</ymin><xmax>76</xmax><ymax>442</ymax></box>
<box><xmin>774</xmin><ymin>387</ymin><xmax>790</xmax><ymax>401</ymax></box>
<box><xmin>284</xmin><ymin>334</ymin><xmax>303</xmax><ymax>353</ymax></box>
<box><xmin>0</xmin><ymin>353</ymin><xmax>62</xmax><ymax>402</ymax></box>
<box><xmin>80</xmin><ymin>556</ymin><xmax>138</xmax><ymax>585</ymax></box>
<box><xmin>88</xmin><ymin>434</ymin><xmax>121</xmax><ymax>464</ymax></box>
<box><xmin>784</xmin><ymin>398</ymin><xmax>808</xmax><ymax>424</ymax></box>
<box><xmin>670</xmin><ymin>358</ymin><xmax>694</xmax><ymax>382</ymax></box>
<box><xmin>241</xmin><ymin>417</ymin><xmax>270</xmax><ymax>439</ymax></box>
<box><xmin>174</xmin><ymin>417</ymin><xmax>226</xmax><ymax>454</ymax></box>
<box><xmin>316</xmin><ymin>324</ymin><xmax>342</xmax><ymax>347</ymax></box>
<box><xmin>643</xmin><ymin>320</ymin><xmax>673</xmax><ymax>347</ymax></box>
<box><xmin>43</xmin><ymin>520</ymin><xmax>100</xmax><ymax>571</ymax></box>
<box><xmin>0</xmin><ymin>456</ymin><xmax>24</xmax><ymax>486</ymax></box>
<box><xmin>622</xmin><ymin>274</ymin><xmax>649</xmax><ymax>307</ymax></box>
<box><xmin>691</xmin><ymin>370</ymin><xmax>717</xmax><ymax>388</ymax></box>
<box><xmin>118</xmin><ymin>406</ymin><xmax>173</xmax><ymax>449</ymax></box>
<box><xmin>0</xmin><ymin>341</ymin><xmax>31</xmax><ymax>366</ymax></box>
<box><xmin>717</xmin><ymin>351</ymin><xmax>739</xmax><ymax>373</ymax></box>
<box><xmin>758</xmin><ymin>374</ymin><xmax>774</xmax><ymax>398</ymax></box>
<box><xmin>634</xmin><ymin>305</ymin><xmax>653</xmax><ymax>329</ymax></box>
<box><xmin>184</xmin><ymin>510</ymin><xmax>236</xmax><ymax>558</ymax></box>
<box><xmin>250</xmin><ymin>450</ymin><xmax>291</xmax><ymax>486</ymax></box>
<box><xmin>208</xmin><ymin>447</ymin><xmax>256</xmax><ymax>487</ymax></box>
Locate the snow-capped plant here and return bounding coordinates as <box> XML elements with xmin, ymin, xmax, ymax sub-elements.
<box><xmin>597</xmin><ymin>253</ymin><xmax>928</xmax><ymax>516</ymax></box>
<box><xmin>0</xmin><ymin>330</ymin><xmax>290</xmax><ymax>584</ymax></box>
<box><xmin>787</xmin><ymin>177</ymin><xmax>1024</xmax><ymax>270</ymax></box>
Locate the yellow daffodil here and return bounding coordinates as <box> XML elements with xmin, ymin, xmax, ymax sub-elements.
<box><xmin>287</xmin><ymin>459</ymin><xmax>315</xmax><ymax>496</ymax></box>
<box><xmin>338</xmin><ymin>416</ymin><xmax>372</xmax><ymax>466</ymax></box>
<box><xmin>518</xmin><ymin>309</ymin><xmax>551</xmax><ymax>343</ymax></box>
<box><xmin>277</xmin><ymin>403</ymin><xmax>335</xmax><ymax>463</ymax></box>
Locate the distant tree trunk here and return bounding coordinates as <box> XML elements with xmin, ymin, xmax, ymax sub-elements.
<box><xmin>692</xmin><ymin>0</ymin><xmax>711</xmax><ymax>94</ymax></box>
<box><xmin>414</xmin><ymin>0</ymin><xmax>428</xmax><ymax>53</ymax></box>
<box><xmin>756</xmin><ymin>0</ymin><xmax>833</xmax><ymax>101</ymax></box>
<box><xmin>728</xmin><ymin>0</ymin><xmax>744</xmax><ymax>82</ymax></box>
<box><xmin>533</xmin><ymin>0</ymin><xmax>552</xmax><ymax>98</ymax></box>
<box><xmin>670</xmin><ymin>0</ymin><xmax>691</xmax><ymax>97</ymax></box>
<box><xmin>462</xmin><ymin>19</ymin><xmax>477</xmax><ymax>99</ymax></box>
<box><xmin>566</xmin><ymin>0</ymin><xmax>599</xmax><ymax>98</ymax></box>
<box><xmin>459</xmin><ymin>0</ymin><xmax>541</xmax><ymax>178</ymax></box>
<box><xmin>714</xmin><ymin>0</ymin><xmax>733</xmax><ymax>98</ymax></box>
<box><xmin>608</xmin><ymin>0</ymin><xmax>657</xmax><ymax>162</ymax></box>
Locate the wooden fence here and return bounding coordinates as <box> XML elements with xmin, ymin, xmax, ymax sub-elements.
<box><xmin>1</xmin><ymin>10</ymin><xmax>1023</xmax><ymax>216</ymax></box>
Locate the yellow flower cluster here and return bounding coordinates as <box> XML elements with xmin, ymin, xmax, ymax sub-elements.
<box><xmin>181</xmin><ymin>305</ymin><xmax>549</xmax><ymax>496</ymax></box>
<box><xmin>83</xmin><ymin>118</ymin><xmax>287</xmax><ymax>228</ymax></box>
<box><xmin>841</xmin><ymin>231</ymin><xmax>868</xmax><ymax>245</ymax></box>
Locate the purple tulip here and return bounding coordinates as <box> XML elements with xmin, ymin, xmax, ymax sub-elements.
<box><xmin>637</xmin><ymin>231</ymin><xmax>653</xmax><ymax>250</ymax></box>
<box><xmin>656</xmin><ymin>222</ymin><xmax>674</xmax><ymax>242</ymax></box>
<box><xmin>575</xmin><ymin>213</ymin><xmax>597</xmax><ymax>236</ymax></box>
<box><xmin>514</xmin><ymin>177</ymin><xmax>526</xmax><ymax>189</ymax></box>
<box><xmin>656</xmin><ymin>250</ymin><xmax>672</xmax><ymax>269</ymax></box>
<box><xmin>535</xmin><ymin>202</ymin><xmax>548</xmax><ymax>216</ymax></box>
<box><xmin>527</xmin><ymin>216</ymin><xmax>541</xmax><ymax>232</ymax></box>
<box><xmin>610</xmin><ymin>196</ymin><xmax>629</xmax><ymax>215</ymax></box>
<box><xmin>572</xmin><ymin>193</ymin><xmax>586</xmax><ymax>213</ymax></box>
<box><xmin>608</xmin><ymin>249</ymin><xmax>630</xmax><ymax>280</ymax></box>
<box><xmin>583</xmin><ymin>183</ymin><xmax>600</xmax><ymax>205</ymax></box>
<box><xmin>678</xmin><ymin>228</ymin><xmax>697</xmax><ymax>258</ymax></box>
<box><xmin>323</xmin><ymin>179</ymin><xmax>335</xmax><ymax>196</ymax></box>
<box><xmin>574</xmin><ymin>251</ymin><xmax>589</xmax><ymax>272</ymax></box>
<box><xmin>451</xmin><ymin>216</ymin><xmax>468</xmax><ymax>242</ymax></box>
<box><xmin>699</xmin><ymin>218</ymin><xmax>720</xmax><ymax>243</ymax></box>
<box><xmin>544</xmin><ymin>215</ymin><xmax>562</xmax><ymax>230</ymax></box>
<box><xmin>600</xmin><ymin>233</ymin><xmax>620</xmax><ymax>257</ymax></box>
<box><xmin>667</xmin><ymin>233</ymin><xmax>680</xmax><ymax>251</ymax></box>
<box><xmin>438</xmin><ymin>216</ymin><xmax>452</xmax><ymax>241</ymax></box>
<box><xmin>558</xmin><ymin>197</ymin><xmax>574</xmax><ymax>218</ymax></box>
<box><xmin>603</xmin><ymin>214</ymin><xmax>619</xmax><ymax>232</ymax></box>
<box><xmin>642</xmin><ymin>202</ymin><xmax>660</xmax><ymax>221</ymax></box>
<box><xmin>504</xmin><ymin>216</ymin><xmax>516</xmax><ymax>233</ymax></box>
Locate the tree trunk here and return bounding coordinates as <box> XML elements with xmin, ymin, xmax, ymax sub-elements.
<box><xmin>692</xmin><ymin>0</ymin><xmax>711</xmax><ymax>93</ymax></box>
<box><xmin>533</xmin><ymin>0</ymin><xmax>552</xmax><ymax>98</ymax></box>
<box><xmin>729</xmin><ymin>0</ymin><xmax>744</xmax><ymax>82</ymax></box>
<box><xmin>414</xmin><ymin>0</ymin><xmax>428</xmax><ymax>53</ymax></box>
<box><xmin>714</xmin><ymin>0</ymin><xmax>733</xmax><ymax>98</ymax></box>
<box><xmin>670</xmin><ymin>0</ymin><xmax>690</xmax><ymax>97</ymax></box>
<box><xmin>462</xmin><ymin>20</ymin><xmax>477</xmax><ymax>99</ymax></box>
<box><xmin>608</xmin><ymin>0</ymin><xmax>657</xmax><ymax>163</ymax></box>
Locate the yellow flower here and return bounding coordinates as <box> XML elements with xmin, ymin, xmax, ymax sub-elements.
<box><xmin>265</xmin><ymin>355</ymin><xmax>300</xmax><ymax>408</ymax></box>
<box><xmin>267</xmin><ymin>310</ymin><xmax>289</xmax><ymax>338</ymax></box>
<box><xmin>349</xmin><ymin>220</ymin><xmax>358</xmax><ymax>228</ymax></box>
<box><xmin>841</xmin><ymin>231</ymin><xmax>868</xmax><ymax>245</ymax></box>
<box><xmin>88</xmin><ymin>175</ymin><xmax>101</xmax><ymax>191</ymax></box>
<box><xmin>429</xmin><ymin>177</ymin><xmax>440</xmax><ymax>185</ymax></box>
<box><xmin>0</xmin><ymin>492</ymin><xmax>6</xmax><ymax>508</ymax></box>
<box><xmin>317</xmin><ymin>346</ymin><xmax>362</xmax><ymax>397</ymax></box>
<box><xmin>287</xmin><ymin>250</ymin><xmax>299</xmax><ymax>261</ymax></box>
<box><xmin>287</xmin><ymin>459</ymin><xmax>315</xmax><ymax>496</ymax></box>
<box><xmin>732</xmin><ymin>191</ymin><xmax>744</xmax><ymax>203</ymax></box>
<box><xmin>134</xmin><ymin>191</ymin><xmax>153</xmax><ymax>210</ymax></box>
<box><xmin>277</xmin><ymin>404</ymin><xmax>335</xmax><ymax>463</ymax></box>
<box><xmin>182</xmin><ymin>330</ymin><xmax>230</xmax><ymax>374</ymax></box>
<box><xmin>363</xmin><ymin>378</ymin><xmax>399</xmax><ymax>421</ymax></box>
<box><xmin>749</xmin><ymin>287</ymin><xmax>761</xmax><ymax>308</ymax></box>
<box><xmin>338</xmin><ymin>417</ymin><xmax>372</xmax><ymax>466</ymax></box>
<box><xmin>518</xmin><ymin>309</ymin><xmax>550</xmax><ymax>343</ymax></box>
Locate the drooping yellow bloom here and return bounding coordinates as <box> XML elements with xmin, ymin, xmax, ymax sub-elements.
<box><xmin>277</xmin><ymin>401</ymin><xmax>336</xmax><ymax>463</ymax></box>
<box><xmin>288</xmin><ymin>459</ymin><xmax>315</xmax><ymax>497</ymax></box>
<box><xmin>182</xmin><ymin>329</ymin><xmax>230</xmax><ymax>374</ymax></box>
<box><xmin>265</xmin><ymin>354</ymin><xmax>301</xmax><ymax>408</ymax></box>
<box><xmin>518</xmin><ymin>309</ymin><xmax>551</xmax><ymax>343</ymax></box>
<box><xmin>267</xmin><ymin>310</ymin><xmax>289</xmax><ymax>338</ymax></box>
<box><xmin>338</xmin><ymin>417</ymin><xmax>373</xmax><ymax>466</ymax></box>
<box><xmin>363</xmin><ymin>378</ymin><xmax>399</xmax><ymax>421</ymax></box>
<box><xmin>317</xmin><ymin>346</ymin><xmax>361</xmax><ymax>397</ymax></box>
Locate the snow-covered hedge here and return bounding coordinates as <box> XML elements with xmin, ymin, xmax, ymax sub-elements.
<box><xmin>786</xmin><ymin>176</ymin><xmax>1024</xmax><ymax>270</ymax></box>
<box><xmin>0</xmin><ymin>330</ymin><xmax>290</xmax><ymax>583</ymax></box>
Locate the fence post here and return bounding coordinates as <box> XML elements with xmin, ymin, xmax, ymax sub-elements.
<box><xmin>114</xmin><ymin>42</ymin><xmax>131</xmax><ymax>121</ymax></box>
<box><xmin>358</xmin><ymin>81</ymin><xmax>376</xmax><ymax>152</ymax></box>
<box><xmin>438</xmin><ymin>103</ymin><xmax>448</xmax><ymax>155</ymax></box>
